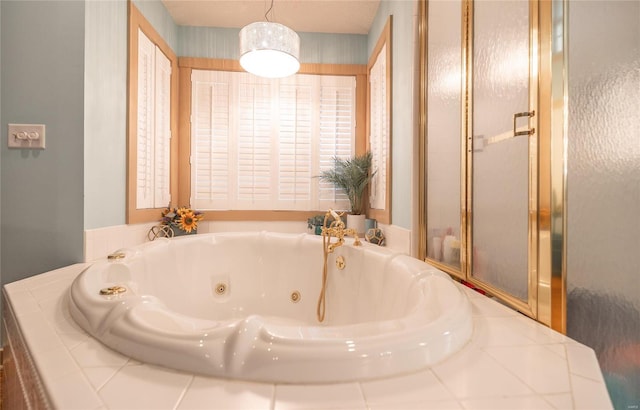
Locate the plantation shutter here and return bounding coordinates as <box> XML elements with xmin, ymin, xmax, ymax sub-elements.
<box><xmin>278</xmin><ymin>75</ymin><xmax>313</xmax><ymax>210</ymax></box>
<box><xmin>190</xmin><ymin>70</ymin><xmax>354</xmax><ymax>211</ymax></box>
<box><xmin>136</xmin><ymin>29</ymin><xmax>155</xmax><ymax>209</ymax></box>
<box><xmin>236</xmin><ymin>74</ymin><xmax>273</xmax><ymax>208</ymax></box>
<box><xmin>192</xmin><ymin>71</ymin><xmax>231</xmax><ymax>209</ymax></box>
<box><xmin>136</xmin><ymin>28</ymin><xmax>171</xmax><ymax>209</ymax></box>
<box><xmin>154</xmin><ymin>48</ymin><xmax>172</xmax><ymax>208</ymax></box>
<box><xmin>318</xmin><ymin>76</ymin><xmax>356</xmax><ymax>208</ymax></box>
<box><xmin>369</xmin><ymin>44</ymin><xmax>388</xmax><ymax>210</ymax></box>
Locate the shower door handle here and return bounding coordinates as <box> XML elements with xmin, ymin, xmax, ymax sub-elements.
<box><xmin>513</xmin><ymin>110</ymin><xmax>535</xmax><ymax>137</ymax></box>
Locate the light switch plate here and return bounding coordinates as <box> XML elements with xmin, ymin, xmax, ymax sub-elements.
<box><xmin>8</xmin><ymin>123</ymin><xmax>46</xmax><ymax>149</ymax></box>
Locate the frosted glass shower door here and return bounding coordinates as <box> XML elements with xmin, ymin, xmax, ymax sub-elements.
<box><xmin>470</xmin><ymin>0</ymin><xmax>536</xmax><ymax>302</ymax></box>
<box><xmin>426</xmin><ymin>0</ymin><xmax>463</xmax><ymax>271</ymax></box>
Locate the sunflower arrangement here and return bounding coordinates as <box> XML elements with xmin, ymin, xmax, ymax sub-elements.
<box><xmin>161</xmin><ymin>207</ymin><xmax>204</xmax><ymax>234</ymax></box>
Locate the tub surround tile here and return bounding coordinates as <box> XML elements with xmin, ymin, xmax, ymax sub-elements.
<box><xmin>543</xmin><ymin>393</ymin><xmax>574</xmax><ymax>409</ymax></box>
<box><xmin>85</xmin><ymin>224</ymin><xmax>122</xmax><ymax>262</ymax></box>
<box><xmin>360</xmin><ymin>370</ymin><xmax>454</xmax><ymax>405</ymax></box>
<box><xmin>176</xmin><ymin>377</ymin><xmax>273</xmax><ymax>410</ymax></box>
<box><xmin>57</xmin><ymin>327</ymin><xmax>91</xmax><ymax>350</ymax></box>
<box><xmin>432</xmin><ymin>346</ymin><xmax>535</xmax><ymax>399</ymax></box>
<box><xmin>483</xmin><ymin>345</ymin><xmax>571</xmax><ymax>395</ymax></box>
<box><xmin>376</xmin><ymin>223</ymin><xmax>412</xmax><ymax>255</ymax></box>
<box><xmin>274</xmin><ymin>383</ymin><xmax>366</xmax><ymax>409</ymax></box>
<box><xmin>83</xmin><ymin>365</ymin><xmax>122</xmax><ymax>391</ymax></box>
<box><xmin>368</xmin><ymin>399</ymin><xmax>463</xmax><ymax>410</ymax></box>
<box><xmin>565</xmin><ymin>342</ymin><xmax>606</xmax><ymax>382</ymax></box>
<box><xmin>461</xmin><ymin>395</ymin><xmax>555</xmax><ymax>410</ymax></box>
<box><xmin>47</xmin><ymin>370</ymin><xmax>104</xmax><ymax>410</ymax></box>
<box><xmin>98</xmin><ymin>364</ymin><xmax>193</xmax><ymax>409</ymax></box>
<box><xmin>509</xmin><ymin>314</ymin><xmax>569</xmax><ymax>345</ymax></box>
<box><xmin>570</xmin><ymin>374</ymin><xmax>613</xmax><ymax>409</ymax></box>
<box><xmin>84</xmin><ymin>232</ymin><xmax>97</xmax><ymax>263</ymax></box>
<box><xmin>471</xmin><ymin>316</ymin><xmax>540</xmax><ymax>347</ymax></box>
<box><xmin>29</xmin><ymin>278</ymin><xmax>73</xmax><ymax>304</ymax></box>
<box><xmin>70</xmin><ymin>338</ymin><xmax>129</xmax><ymax>368</ymax></box>
<box><xmin>38</xmin><ymin>295</ymin><xmax>85</xmax><ymax>335</ymax></box>
<box><xmin>31</xmin><ymin>342</ymin><xmax>79</xmax><ymax>387</ymax></box>
<box><xmin>124</xmin><ymin>222</ymin><xmax>159</xmax><ymax>248</ymax></box>
<box><xmin>17</xmin><ymin>312</ymin><xmax>64</xmax><ymax>355</ymax></box>
<box><xmin>106</xmin><ymin>226</ymin><xmax>127</xmax><ymax>257</ymax></box>
<box><xmin>571</xmin><ymin>374</ymin><xmax>612</xmax><ymax>409</ymax></box>
<box><xmin>85</xmin><ymin>223</ymin><xmax>156</xmax><ymax>262</ymax></box>
<box><xmin>6</xmin><ymin>290</ymin><xmax>41</xmax><ymax>317</ymax></box>
<box><xmin>542</xmin><ymin>343</ymin><xmax>568</xmax><ymax>359</ymax></box>
<box><xmin>2</xmin><ymin>263</ymin><xmax>612</xmax><ymax>409</ymax></box>
<box><xmin>4</xmin><ymin>276</ymin><xmax>33</xmax><ymax>292</ymax></box>
<box><xmin>6</xmin><ymin>265</ymin><xmax>70</xmax><ymax>290</ymax></box>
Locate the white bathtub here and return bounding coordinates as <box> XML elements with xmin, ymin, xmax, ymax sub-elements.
<box><xmin>69</xmin><ymin>232</ymin><xmax>472</xmax><ymax>383</ymax></box>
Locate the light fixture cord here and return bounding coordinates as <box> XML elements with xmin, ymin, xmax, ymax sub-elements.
<box><xmin>265</xmin><ymin>0</ymin><xmax>274</xmax><ymax>22</ymax></box>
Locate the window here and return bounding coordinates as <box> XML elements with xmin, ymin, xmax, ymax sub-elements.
<box><xmin>190</xmin><ymin>70</ymin><xmax>356</xmax><ymax>212</ymax></box>
<box><xmin>136</xmin><ymin>29</ymin><xmax>171</xmax><ymax>209</ymax></box>
<box><xmin>367</xmin><ymin>16</ymin><xmax>392</xmax><ymax>224</ymax></box>
<box><xmin>127</xmin><ymin>3</ymin><xmax>178</xmax><ymax>224</ymax></box>
<box><xmin>368</xmin><ymin>43</ymin><xmax>388</xmax><ymax>210</ymax></box>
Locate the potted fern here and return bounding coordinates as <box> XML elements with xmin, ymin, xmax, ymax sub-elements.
<box><xmin>319</xmin><ymin>152</ymin><xmax>376</xmax><ymax>234</ymax></box>
<box><xmin>307</xmin><ymin>213</ymin><xmax>334</xmax><ymax>235</ymax></box>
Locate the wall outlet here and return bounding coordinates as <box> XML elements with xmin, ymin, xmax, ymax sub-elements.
<box><xmin>8</xmin><ymin>123</ymin><xmax>46</xmax><ymax>149</ymax></box>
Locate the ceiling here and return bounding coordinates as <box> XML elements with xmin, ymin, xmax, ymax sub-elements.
<box><xmin>161</xmin><ymin>0</ymin><xmax>381</xmax><ymax>35</ymax></box>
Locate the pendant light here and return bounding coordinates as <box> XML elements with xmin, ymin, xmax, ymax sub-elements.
<box><xmin>239</xmin><ymin>0</ymin><xmax>300</xmax><ymax>78</ymax></box>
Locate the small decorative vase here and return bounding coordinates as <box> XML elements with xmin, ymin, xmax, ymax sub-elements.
<box><xmin>365</xmin><ymin>228</ymin><xmax>385</xmax><ymax>246</ymax></box>
<box><xmin>314</xmin><ymin>225</ymin><xmax>323</xmax><ymax>235</ymax></box>
<box><xmin>347</xmin><ymin>214</ymin><xmax>366</xmax><ymax>236</ymax></box>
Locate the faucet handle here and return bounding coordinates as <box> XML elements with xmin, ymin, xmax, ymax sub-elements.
<box><xmin>328</xmin><ymin>209</ymin><xmax>343</xmax><ymax>225</ymax></box>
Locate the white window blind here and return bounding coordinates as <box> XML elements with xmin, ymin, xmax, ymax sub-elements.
<box><xmin>136</xmin><ymin>28</ymin><xmax>171</xmax><ymax>209</ymax></box>
<box><xmin>278</xmin><ymin>80</ymin><xmax>313</xmax><ymax>207</ymax></box>
<box><xmin>318</xmin><ymin>81</ymin><xmax>355</xmax><ymax>206</ymax></box>
<box><xmin>154</xmin><ymin>46</ymin><xmax>171</xmax><ymax>208</ymax></box>
<box><xmin>193</xmin><ymin>71</ymin><xmax>230</xmax><ymax>205</ymax></box>
<box><xmin>191</xmin><ymin>70</ymin><xmax>356</xmax><ymax>211</ymax></box>
<box><xmin>237</xmin><ymin>77</ymin><xmax>272</xmax><ymax>205</ymax></box>
<box><xmin>369</xmin><ymin>44</ymin><xmax>388</xmax><ymax>210</ymax></box>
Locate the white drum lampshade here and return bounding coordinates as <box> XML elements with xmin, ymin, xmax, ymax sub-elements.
<box><xmin>239</xmin><ymin>22</ymin><xmax>300</xmax><ymax>79</ymax></box>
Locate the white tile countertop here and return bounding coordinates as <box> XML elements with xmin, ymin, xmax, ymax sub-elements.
<box><xmin>4</xmin><ymin>263</ymin><xmax>612</xmax><ymax>409</ymax></box>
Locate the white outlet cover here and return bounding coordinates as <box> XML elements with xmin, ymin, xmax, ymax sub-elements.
<box><xmin>8</xmin><ymin>123</ymin><xmax>46</xmax><ymax>149</ymax></box>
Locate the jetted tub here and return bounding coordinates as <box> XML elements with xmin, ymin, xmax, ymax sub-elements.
<box><xmin>69</xmin><ymin>232</ymin><xmax>472</xmax><ymax>383</ymax></box>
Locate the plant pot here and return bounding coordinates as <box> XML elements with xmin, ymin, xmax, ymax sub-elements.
<box><xmin>170</xmin><ymin>222</ymin><xmax>197</xmax><ymax>237</ymax></box>
<box><xmin>347</xmin><ymin>214</ymin><xmax>366</xmax><ymax>236</ymax></box>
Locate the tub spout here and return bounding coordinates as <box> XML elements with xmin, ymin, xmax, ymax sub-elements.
<box><xmin>321</xmin><ymin>209</ymin><xmax>361</xmax><ymax>253</ymax></box>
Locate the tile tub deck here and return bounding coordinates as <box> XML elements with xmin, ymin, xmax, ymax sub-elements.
<box><xmin>2</xmin><ymin>263</ymin><xmax>612</xmax><ymax>409</ymax></box>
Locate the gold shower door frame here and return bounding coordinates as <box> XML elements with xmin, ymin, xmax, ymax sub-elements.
<box><xmin>418</xmin><ymin>0</ymin><xmax>566</xmax><ymax>330</ymax></box>
<box><xmin>466</xmin><ymin>0</ymin><xmax>540</xmax><ymax>319</ymax></box>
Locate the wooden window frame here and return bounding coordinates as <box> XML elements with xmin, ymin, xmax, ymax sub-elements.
<box><xmin>177</xmin><ymin>58</ymin><xmax>367</xmax><ymax>221</ymax></box>
<box><xmin>366</xmin><ymin>16</ymin><xmax>392</xmax><ymax>225</ymax></box>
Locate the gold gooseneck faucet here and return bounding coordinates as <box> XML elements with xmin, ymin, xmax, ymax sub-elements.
<box><xmin>316</xmin><ymin>209</ymin><xmax>362</xmax><ymax>323</ymax></box>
